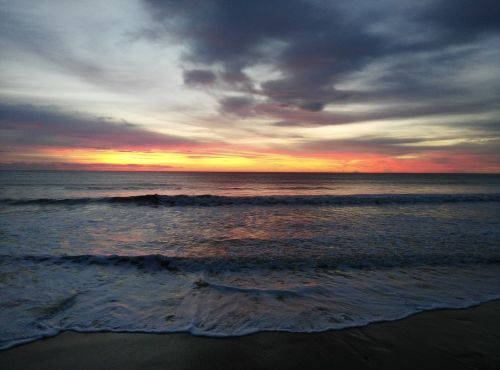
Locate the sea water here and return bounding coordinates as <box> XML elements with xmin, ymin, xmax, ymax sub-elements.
<box><xmin>1</xmin><ymin>171</ymin><xmax>499</xmax><ymax>349</ymax></box>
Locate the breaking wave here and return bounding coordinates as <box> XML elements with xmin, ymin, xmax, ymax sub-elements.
<box><xmin>3</xmin><ymin>252</ymin><xmax>500</xmax><ymax>273</ymax></box>
<box><xmin>2</xmin><ymin>193</ymin><xmax>500</xmax><ymax>207</ymax></box>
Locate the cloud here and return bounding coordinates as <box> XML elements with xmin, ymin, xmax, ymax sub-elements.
<box><xmin>0</xmin><ymin>103</ymin><xmax>199</xmax><ymax>150</ymax></box>
<box><xmin>143</xmin><ymin>0</ymin><xmax>384</xmax><ymax>109</ymax></box>
<box><xmin>143</xmin><ymin>0</ymin><xmax>500</xmax><ymax>127</ymax></box>
<box><xmin>1</xmin><ymin>1</ymin><xmax>499</xmax><ymax>172</ymax></box>
<box><xmin>183</xmin><ymin>69</ymin><xmax>217</xmax><ymax>86</ymax></box>
<box><xmin>298</xmin><ymin>102</ymin><xmax>325</xmax><ymax>112</ymax></box>
<box><xmin>419</xmin><ymin>0</ymin><xmax>500</xmax><ymax>42</ymax></box>
<box><xmin>0</xmin><ymin>161</ymin><xmax>176</xmax><ymax>171</ymax></box>
<box><xmin>294</xmin><ymin>135</ymin><xmax>500</xmax><ymax>156</ymax></box>
<box><xmin>219</xmin><ymin>96</ymin><xmax>255</xmax><ymax>117</ymax></box>
<box><xmin>299</xmin><ymin>137</ymin><xmax>423</xmax><ymax>155</ymax></box>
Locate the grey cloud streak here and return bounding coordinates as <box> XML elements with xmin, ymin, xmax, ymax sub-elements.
<box><xmin>295</xmin><ymin>136</ymin><xmax>500</xmax><ymax>156</ymax></box>
<box><xmin>0</xmin><ymin>103</ymin><xmax>199</xmax><ymax>150</ymax></box>
<box><xmin>183</xmin><ymin>69</ymin><xmax>217</xmax><ymax>86</ymax></box>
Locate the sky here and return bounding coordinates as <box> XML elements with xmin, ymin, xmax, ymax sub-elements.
<box><xmin>0</xmin><ymin>0</ymin><xmax>499</xmax><ymax>172</ymax></box>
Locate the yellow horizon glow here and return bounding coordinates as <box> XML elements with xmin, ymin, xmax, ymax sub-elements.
<box><xmin>5</xmin><ymin>147</ymin><xmax>498</xmax><ymax>173</ymax></box>
<box><xmin>43</xmin><ymin>148</ymin><xmax>345</xmax><ymax>172</ymax></box>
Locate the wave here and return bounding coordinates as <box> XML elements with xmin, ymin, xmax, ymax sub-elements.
<box><xmin>2</xmin><ymin>255</ymin><xmax>500</xmax><ymax>351</ymax></box>
<box><xmin>3</xmin><ymin>296</ymin><xmax>500</xmax><ymax>352</ymax></box>
<box><xmin>63</xmin><ymin>184</ymin><xmax>181</xmax><ymax>191</ymax></box>
<box><xmin>2</xmin><ymin>192</ymin><xmax>500</xmax><ymax>207</ymax></box>
<box><xmin>3</xmin><ymin>253</ymin><xmax>500</xmax><ymax>273</ymax></box>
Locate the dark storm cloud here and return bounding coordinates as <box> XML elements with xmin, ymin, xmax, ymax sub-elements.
<box><xmin>0</xmin><ymin>103</ymin><xmax>198</xmax><ymax>150</ymax></box>
<box><xmin>144</xmin><ymin>0</ymin><xmax>386</xmax><ymax>109</ymax></box>
<box><xmin>419</xmin><ymin>0</ymin><xmax>500</xmax><ymax>41</ymax></box>
<box><xmin>143</xmin><ymin>0</ymin><xmax>500</xmax><ymax>127</ymax></box>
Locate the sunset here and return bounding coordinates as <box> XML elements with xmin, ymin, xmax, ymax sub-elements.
<box><xmin>1</xmin><ymin>0</ymin><xmax>499</xmax><ymax>172</ymax></box>
<box><xmin>1</xmin><ymin>1</ymin><xmax>500</xmax><ymax>369</ymax></box>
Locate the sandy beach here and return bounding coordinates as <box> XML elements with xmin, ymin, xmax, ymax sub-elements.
<box><xmin>1</xmin><ymin>300</ymin><xmax>499</xmax><ymax>370</ymax></box>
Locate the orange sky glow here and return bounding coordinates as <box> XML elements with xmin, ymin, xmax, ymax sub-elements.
<box><xmin>3</xmin><ymin>146</ymin><xmax>497</xmax><ymax>173</ymax></box>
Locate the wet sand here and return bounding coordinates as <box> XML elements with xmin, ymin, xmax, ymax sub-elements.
<box><xmin>1</xmin><ymin>300</ymin><xmax>499</xmax><ymax>370</ymax></box>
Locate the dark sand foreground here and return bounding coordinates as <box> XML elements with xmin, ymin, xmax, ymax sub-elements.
<box><xmin>1</xmin><ymin>300</ymin><xmax>500</xmax><ymax>370</ymax></box>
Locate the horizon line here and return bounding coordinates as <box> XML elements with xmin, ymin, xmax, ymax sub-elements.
<box><xmin>1</xmin><ymin>169</ymin><xmax>499</xmax><ymax>175</ymax></box>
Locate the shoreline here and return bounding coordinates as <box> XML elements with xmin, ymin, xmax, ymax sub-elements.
<box><xmin>1</xmin><ymin>300</ymin><xmax>500</xmax><ymax>369</ymax></box>
<box><xmin>2</xmin><ymin>297</ymin><xmax>500</xmax><ymax>352</ymax></box>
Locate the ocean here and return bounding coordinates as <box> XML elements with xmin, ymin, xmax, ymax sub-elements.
<box><xmin>1</xmin><ymin>171</ymin><xmax>499</xmax><ymax>349</ymax></box>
